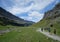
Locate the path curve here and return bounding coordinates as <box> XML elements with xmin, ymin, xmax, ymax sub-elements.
<box><xmin>37</xmin><ymin>28</ymin><xmax>60</xmax><ymax>41</ymax></box>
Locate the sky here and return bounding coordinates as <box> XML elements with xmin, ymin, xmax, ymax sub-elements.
<box><xmin>0</xmin><ymin>0</ymin><xmax>60</xmax><ymax>22</ymax></box>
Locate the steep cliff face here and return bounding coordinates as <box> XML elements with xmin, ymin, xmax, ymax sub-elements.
<box><xmin>41</xmin><ymin>3</ymin><xmax>60</xmax><ymax>27</ymax></box>
<box><xmin>32</xmin><ymin>3</ymin><xmax>60</xmax><ymax>28</ymax></box>
<box><xmin>43</xmin><ymin>3</ymin><xmax>60</xmax><ymax>20</ymax></box>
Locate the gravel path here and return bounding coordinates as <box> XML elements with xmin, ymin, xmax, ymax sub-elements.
<box><xmin>37</xmin><ymin>28</ymin><xmax>60</xmax><ymax>41</ymax></box>
<box><xmin>0</xmin><ymin>28</ymin><xmax>16</xmax><ymax>35</ymax></box>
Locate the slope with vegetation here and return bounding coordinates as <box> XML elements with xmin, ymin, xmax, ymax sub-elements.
<box><xmin>32</xmin><ymin>3</ymin><xmax>60</xmax><ymax>35</ymax></box>
<box><xmin>0</xmin><ymin>7</ymin><xmax>34</xmax><ymax>27</ymax></box>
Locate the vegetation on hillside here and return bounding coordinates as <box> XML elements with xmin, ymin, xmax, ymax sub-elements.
<box><xmin>0</xmin><ymin>7</ymin><xmax>34</xmax><ymax>26</ymax></box>
<box><xmin>32</xmin><ymin>3</ymin><xmax>60</xmax><ymax>35</ymax></box>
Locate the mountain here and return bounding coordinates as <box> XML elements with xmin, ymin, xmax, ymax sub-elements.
<box><xmin>0</xmin><ymin>7</ymin><xmax>34</xmax><ymax>26</ymax></box>
<box><xmin>43</xmin><ymin>3</ymin><xmax>60</xmax><ymax>19</ymax></box>
<box><xmin>32</xmin><ymin>3</ymin><xmax>60</xmax><ymax>35</ymax></box>
<box><xmin>42</xmin><ymin>3</ymin><xmax>60</xmax><ymax>27</ymax></box>
<box><xmin>32</xmin><ymin>3</ymin><xmax>60</xmax><ymax>27</ymax></box>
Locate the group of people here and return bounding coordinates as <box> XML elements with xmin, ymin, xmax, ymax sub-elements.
<box><xmin>41</xmin><ymin>28</ymin><xmax>56</xmax><ymax>34</ymax></box>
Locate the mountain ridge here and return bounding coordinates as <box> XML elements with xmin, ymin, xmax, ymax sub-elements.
<box><xmin>0</xmin><ymin>7</ymin><xmax>34</xmax><ymax>26</ymax></box>
<box><xmin>43</xmin><ymin>3</ymin><xmax>60</xmax><ymax>20</ymax></box>
<box><xmin>32</xmin><ymin>3</ymin><xmax>60</xmax><ymax>27</ymax></box>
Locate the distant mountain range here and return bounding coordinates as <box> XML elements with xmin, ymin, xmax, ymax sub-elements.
<box><xmin>0</xmin><ymin>7</ymin><xmax>34</xmax><ymax>26</ymax></box>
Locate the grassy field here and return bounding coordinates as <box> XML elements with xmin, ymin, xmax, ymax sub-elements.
<box><xmin>0</xmin><ymin>25</ymin><xmax>18</xmax><ymax>30</ymax></box>
<box><xmin>0</xmin><ymin>27</ymin><xmax>59</xmax><ymax>42</ymax></box>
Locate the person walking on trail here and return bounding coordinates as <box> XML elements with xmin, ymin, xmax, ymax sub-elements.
<box><xmin>54</xmin><ymin>28</ymin><xmax>56</xmax><ymax>34</ymax></box>
<box><xmin>41</xmin><ymin>28</ymin><xmax>43</xmax><ymax>31</ymax></box>
<box><xmin>48</xmin><ymin>28</ymin><xmax>51</xmax><ymax>33</ymax></box>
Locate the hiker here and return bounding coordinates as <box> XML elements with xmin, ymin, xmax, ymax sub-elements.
<box><xmin>54</xmin><ymin>29</ymin><xmax>56</xmax><ymax>34</ymax></box>
<box><xmin>41</xmin><ymin>28</ymin><xmax>43</xmax><ymax>31</ymax></box>
<box><xmin>48</xmin><ymin>28</ymin><xmax>51</xmax><ymax>33</ymax></box>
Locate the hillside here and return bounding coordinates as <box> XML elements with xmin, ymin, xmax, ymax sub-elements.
<box><xmin>0</xmin><ymin>7</ymin><xmax>34</xmax><ymax>26</ymax></box>
<box><xmin>32</xmin><ymin>3</ymin><xmax>60</xmax><ymax>35</ymax></box>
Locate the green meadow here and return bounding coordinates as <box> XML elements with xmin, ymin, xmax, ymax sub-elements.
<box><xmin>0</xmin><ymin>27</ymin><xmax>59</xmax><ymax>42</ymax></box>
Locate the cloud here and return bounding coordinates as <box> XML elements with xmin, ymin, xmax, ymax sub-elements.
<box><xmin>28</xmin><ymin>11</ymin><xmax>44</xmax><ymax>22</ymax></box>
<box><xmin>8</xmin><ymin>0</ymin><xmax>55</xmax><ymax>15</ymax></box>
<box><xmin>20</xmin><ymin>11</ymin><xmax>44</xmax><ymax>22</ymax></box>
<box><xmin>1</xmin><ymin>0</ymin><xmax>57</xmax><ymax>22</ymax></box>
<box><xmin>32</xmin><ymin>0</ymin><xmax>55</xmax><ymax>10</ymax></box>
<box><xmin>8</xmin><ymin>2</ymin><xmax>34</xmax><ymax>14</ymax></box>
<box><xmin>7</xmin><ymin>0</ymin><xmax>55</xmax><ymax>22</ymax></box>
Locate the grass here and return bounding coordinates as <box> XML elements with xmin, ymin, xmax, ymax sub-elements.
<box><xmin>51</xmin><ymin>22</ymin><xmax>60</xmax><ymax>35</ymax></box>
<box><xmin>0</xmin><ymin>25</ymin><xmax>9</xmax><ymax>30</ymax></box>
<box><xmin>0</xmin><ymin>27</ymin><xmax>59</xmax><ymax>42</ymax></box>
<box><xmin>31</xmin><ymin>19</ymin><xmax>50</xmax><ymax>28</ymax></box>
<box><xmin>0</xmin><ymin>25</ymin><xmax>17</xmax><ymax>30</ymax></box>
<box><xmin>32</xmin><ymin>19</ymin><xmax>60</xmax><ymax>36</ymax></box>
